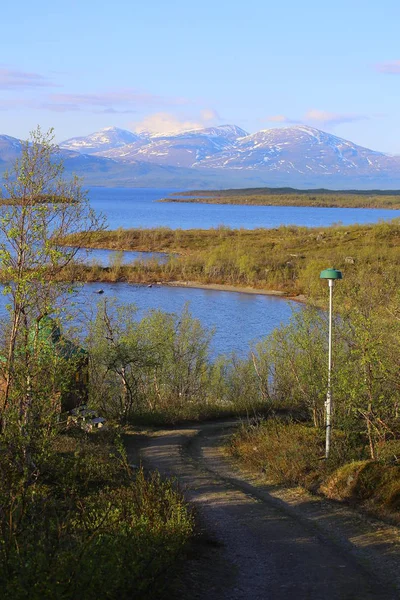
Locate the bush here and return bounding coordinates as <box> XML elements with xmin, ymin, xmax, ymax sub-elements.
<box><xmin>230</xmin><ymin>419</ymin><xmax>326</xmax><ymax>488</ymax></box>
<box><xmin>321</xmin><ymin>460</ymin><xmax>400</xmax><ymax>517</ymax></box>
<box><xmin>230</xmin><ymin>419</ymin><xmax>400</xmax><ymax>522</ymax></box>
<box><xmin>0</xmin><ymin>430</ymin><xmax>193</xmax><ymax>600</ymax></box>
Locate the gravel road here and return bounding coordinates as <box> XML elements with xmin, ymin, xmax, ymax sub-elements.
<box><xmin>124</xmin><ymin>421</ymin><xmax>400</xmax><ymax>600</ymax></box>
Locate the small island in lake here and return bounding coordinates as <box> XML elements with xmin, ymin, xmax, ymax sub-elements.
<box><xmin>161</xmin><ymin>186</ymin><xmax>400</xmax><ymax>209</ymax></box>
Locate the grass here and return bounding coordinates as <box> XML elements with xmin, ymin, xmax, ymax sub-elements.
<box><xmin>63</xmin><ymin>219</ymin><xmax>400</xmax><ymax>297</ymax></box>
<box><xmin>229</xmin><ymin>419</ymin><xmax>400</xmax><ymax>523</ymax></box>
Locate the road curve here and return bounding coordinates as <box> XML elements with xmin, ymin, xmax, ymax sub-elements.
<box><xmin>124</xmin><ymin>421</ymin><xmax>400</xmax><ymax>600</ymax></box>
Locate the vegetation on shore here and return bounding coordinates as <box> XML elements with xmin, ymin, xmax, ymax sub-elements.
<box><xmin>161</xmin><ymin>186</ymin><xmax>400</xmax><ymax>209</ymax></box>
<box><xmin>64</xmin><ymin>219</ymin><xmax>400</xmax><ymax>298</ymax></box>
<box><xmin>0</xmin><ymin>194</ymin><xmax>78</xmax><ymax>205</ymax></box>
<box><xmin>85</xmin><ymin>281</ymin><xmax>400</xmax><ymax>521</ymax></box>
<box><xmin>0</xmin><ymin>129</ymin><xmax>193</xmax><ymax>599</ymax></box>
<box><xmin>227</xmin><ymin>283</ymin><xmax>400</xmax><ymax>522</ymax></box>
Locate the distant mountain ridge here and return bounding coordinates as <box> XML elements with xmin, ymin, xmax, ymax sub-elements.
<box><xmin>1</xmin><ymin>125</ymin><xmax>400</xmax><ymax>189</ymax></box>
<box><xmin>61</xmin><ymin>127</ymin><xmax>143</xmax><ymax>154</ymax></box>
<box><xmin>60</xmin><ymin>124</ymin><xmax>400</xmax><ymax>180</ymax></box>
<box><xmin>93</xmin><ymin>125</ymin><xmax>250</xmax><ymax>168</ymax></box>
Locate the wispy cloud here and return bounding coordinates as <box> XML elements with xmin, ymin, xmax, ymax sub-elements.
<box><xmin>264</xmin><ymin>109</ymin><xmax>367</xmax><ymax>128</ymax></box>
<box><xmin>0</xmin><ymin>67</ymin><xmax>56</xmax><ymax>90</ymax></box>
<box><xmin>44</xmin><ymin>90</ymin><xmax>189</xmax><ymax>113</ymax></box>
<box><xmin>132</xmin><ymin>109</ymin><xmax>220</xmax><ymax>135</ymax></box>
<box><xmin>0</xmin><ymin>98</ymin><xmax>44</xmax><ymax>111</ymax></box>
<box><xmin>0</xmin><ymin>84</ymin><xmax>193</xmax><ymax>116</ymax></box>
<box><xmin>375</xmin><ymin>60</ymin><xmax>400</xmax><ymax>74</ymax></box>
<box><xmin>304</xmin><ymin>109</ymin><xmax>367</xmax><ymax>127</ymax></box>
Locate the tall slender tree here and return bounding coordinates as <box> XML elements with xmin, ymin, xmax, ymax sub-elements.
<box><xmin>0</xmin><ymin>127</ymin><xmax>104</xmax><ymax>435</ymax></box>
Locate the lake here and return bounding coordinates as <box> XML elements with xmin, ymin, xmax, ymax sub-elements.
<box><xmin>2</xmin><ymin>187</ymin><xmax>395</xmax><ymax>357</ymax></box>
<box><xmin>0</xmin><ymin>281</ymin><xmax>296</xmax><ymax>358</ymax></box>
<box><xmin>72</xmin><ymin>186</ymin><xmax>396</xmax><ymax>355</ymax></box>
<box><xmin>72</xmin><ymin>282</ymin><xmax>297</xmax><ymax>358</ymax></box>
<box><xmin>88</xmin><ymin>187</ymin><xmax>400</xmax><ymax>230</ymax></box>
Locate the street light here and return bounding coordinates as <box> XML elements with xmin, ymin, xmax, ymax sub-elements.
<box><xmin>319</xmin><ymin>268</ymin><xmax>342</xmax><ymax>459</ymax></box>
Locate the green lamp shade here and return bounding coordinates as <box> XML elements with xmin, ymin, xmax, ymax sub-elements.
<box><xmin>320</xmin><ymin>268</ymin><xmax>343</xmax><ymax>280</ymax></box>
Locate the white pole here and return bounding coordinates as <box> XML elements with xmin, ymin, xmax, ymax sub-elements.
<box><xmin>325</xmin><ymin>279</ymin><xmax>334</xmax><ymax>459</ymax></box>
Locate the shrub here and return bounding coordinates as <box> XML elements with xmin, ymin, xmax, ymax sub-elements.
<box><xmin>0</xmin><ymin>430</ymin><xmax>193</xmax><ymax>600</ymax></box>
<box><xmin>230</xmin><ymin>419</ymin><xmax>325</xmax><ymax>488</ymax></box>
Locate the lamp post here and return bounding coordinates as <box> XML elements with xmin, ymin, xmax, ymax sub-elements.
<box><xmin>319</xmin><ymin>268</ymin><xmax>342</xmax><ymax>459</ymax></box>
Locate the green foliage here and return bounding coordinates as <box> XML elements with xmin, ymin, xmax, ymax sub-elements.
<box><xmin>0</xmin><ymin>130</ymin><xmax>194</xmax><ymax>600</ymax></box>
<box><xmin>88</xmin><ymin>301</ymin><xmax>215</xmax><ymax>423</ymax></box>
<box><xmin>0</xmin><ymin>431</ymin><xmax>193</xmax><ymax>600</ymax></box>
<box><xmin>0</xmin><ymin>127</ymin><xmax>104</xmax><ymax>440</ymax></box>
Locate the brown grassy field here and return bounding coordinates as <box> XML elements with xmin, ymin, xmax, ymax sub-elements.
<box><xmin>64</xmin><ymin>219</ymin><xmax>400</xmax><ymax>297</ymax></box>
<box><xmin>161</xmin><ymin>187</ymin><xmax>400</xmax><ymax>208</ymax></box>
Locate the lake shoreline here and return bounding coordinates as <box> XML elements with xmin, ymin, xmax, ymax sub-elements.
<box><xmin>163</xmin><ymin>280</ymin><xmax>307</xmax><ymax>302</ymax></box>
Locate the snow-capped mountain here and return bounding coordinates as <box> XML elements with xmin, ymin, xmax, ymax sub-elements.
<box><xmin>60</xmin><ymin>127</ymin><xmax>142</xmax><ymax>154</ymax></box>
<box><xmin>95</xmin><ymin>125</ymin><xmax>249</xmax><ymax>168</ymax></box>
<box><xmin>2</xmin><ymin>125</ymin><xmax>400</xmax><ymax>188</ymax></box>
<box><xmin>195</xmin><ymin>126</ymin><xmax>399</xmax><ymax>176</ymax></box>
<box><xmin>72</xmin><ymin>124</ymin><xmax>400</xmax><ymax>180</ymax></box>
<box><xmin>147</xmin><ymin>124</ymin><xmax>248</xmax><ymax>141</ymax></box>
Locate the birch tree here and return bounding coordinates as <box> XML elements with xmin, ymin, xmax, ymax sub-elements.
<box><xmin>0</xmin><ymin>127</ymin><xmax>104</xmax><ymax>435</ymax></box>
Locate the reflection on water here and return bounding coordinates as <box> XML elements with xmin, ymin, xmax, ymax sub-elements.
<box><xmin>72</xmin><ymin>247</ymin><xmax>168</xmax><ymax>267</ymax></box>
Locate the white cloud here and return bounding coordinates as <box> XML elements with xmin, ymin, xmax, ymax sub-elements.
<box><xmin>304</xmin><ymin>109</ymin><xmax>367</xmax><ymax>126</ymax></box>
<box><xmin>263</xmin><ymin>109</ymin><xmax>368</xmax><ymax>129</ymax></box>
<box><xmin>266</xmin><ymin>115</ymin><xmax>291</xmax><ymax>123</ymax></box>
<box><xmin>200</xmin><ymin>108</ymin><xmax>220</xmax><ymax>122</ymax></box>
<box><xmin>132</xmin><ymin>110</ymin><xmax>219</xmax><ymax>135</ymax></box>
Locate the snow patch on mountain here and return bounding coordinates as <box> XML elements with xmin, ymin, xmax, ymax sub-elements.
<box><xmin>60</xmin><ymin>127</ymin><xmax>143</xmax><ymax>154</ymax></box>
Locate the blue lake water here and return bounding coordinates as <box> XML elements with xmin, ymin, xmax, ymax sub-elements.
<box><xmin>3</xmin><ymin>187</ymin><xmax>397</xmax><ymax>356</ymax></box>
<box><xmin>71</xmin><ymin>282</ymin><xmax>297</xmax><ymax>358</ymax></box>
<box><xmin>88</xmin><ymin>187</ymin><xmax>400</xmax><ymax>230</ymax></box>
<box><xmin>0</xmin><ymin>282</ymin><xmax>295</xmax><ymax>358</ymax></box>
<box><xmin>71</xmin><ymin>186</ymin><xmax>397</xmax><ymax>355</ymax></box>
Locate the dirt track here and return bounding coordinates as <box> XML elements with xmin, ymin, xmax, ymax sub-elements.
<box><xmin>124</xmin><ymin>421</ymin><xmax>400</xmax><ymax>600</ymax></box>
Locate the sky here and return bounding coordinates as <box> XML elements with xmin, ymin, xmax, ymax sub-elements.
<box><xmin>2</xmin><ymin>0</ymin><xmax>400</xmax><ymax>153</ymax></box>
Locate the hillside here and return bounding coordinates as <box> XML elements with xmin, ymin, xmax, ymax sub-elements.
<box><xmin>2</xmin><ymin>125</ymin><xmax>400</xmax><ymax>188</ymax></box>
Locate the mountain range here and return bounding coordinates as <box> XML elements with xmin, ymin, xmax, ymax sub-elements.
<box><xmin>1</xmin><ymin>125</ymin><xmax>400</xmax><ymax>189</ymax></box>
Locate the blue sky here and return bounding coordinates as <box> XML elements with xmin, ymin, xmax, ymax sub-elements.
<box><xmin>2</xmin><ymin>0</ymin><xmax>400</xmax><ymax>152</ymax></box>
